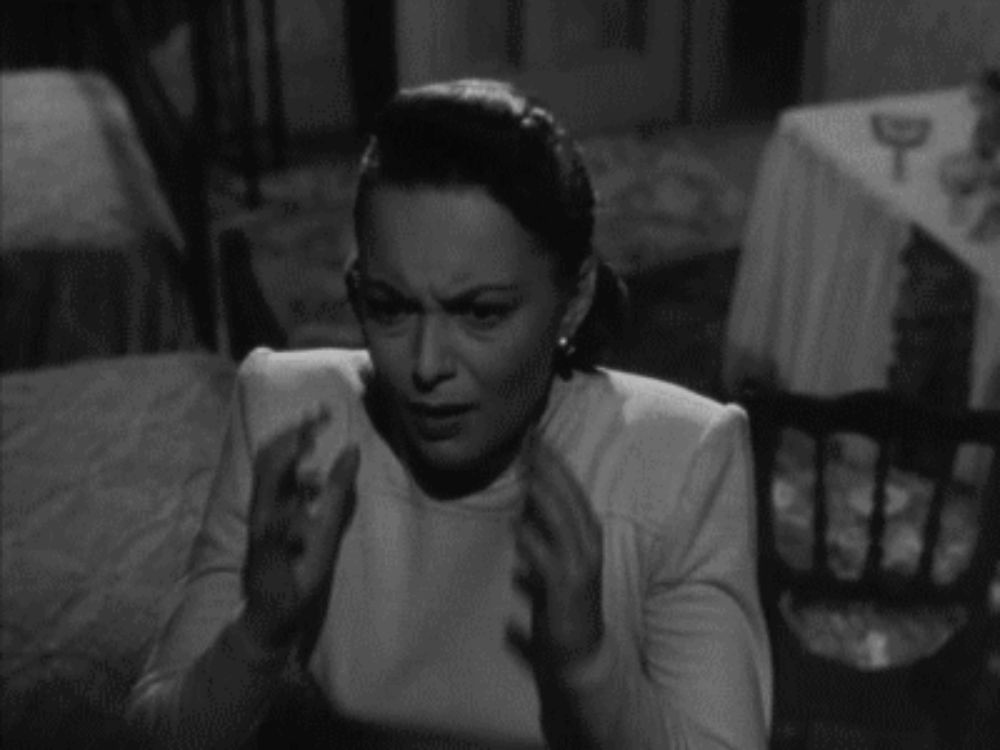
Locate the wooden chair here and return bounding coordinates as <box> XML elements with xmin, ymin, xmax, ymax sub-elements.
<box><xmin>742</xmin><ymin>388</ymin><xmax>1000</xmax><ymax>749</ymax></box>
<box><xmin>218</xmin><ymin>227</ymin><xmax>288</xmax><ymax>361</ymax></box>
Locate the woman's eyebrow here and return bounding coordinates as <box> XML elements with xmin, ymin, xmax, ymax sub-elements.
<box><xmin>365</xmin><ymin>277</ymin><xmax>519</xmax><ymax>302</ymax></box>
<box><xmin>443</xmin><ymin>284</ymin><xmax>520</xmax><ymax>304</ymax></box>
<box><xmin>362</xmin><ymin>279</ymin><xmax>416</xmax><ymax>305</ymax></box>
<box><xmin>363</xmin><ymin>278</ymin><xmax>405</xmax><ymax>296</ymax></box>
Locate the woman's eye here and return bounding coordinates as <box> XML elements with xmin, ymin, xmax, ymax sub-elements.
<box><xmin>463</xmin><ymin>305</ymin><xmax>510</xmax><ymax>328</ymax></box>
<box><xmin>365</xmin><ymin>298</ymin><xmax>408</xmax><ymax>325</ymax></box>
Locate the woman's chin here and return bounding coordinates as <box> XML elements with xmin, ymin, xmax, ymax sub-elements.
<box><xmin>409</xmin><ymin>449</ymin><xmax>488</xmax><ymax>498</ymax></box>
<box><xmin>406</xmin><ymin>437</ymin><xmax>520</xmax><ymax>500</ymax></box>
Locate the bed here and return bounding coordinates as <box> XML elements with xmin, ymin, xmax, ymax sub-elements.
<box><xmin>0</xmin><ymin>2</ymin><xmax>217</xmax><ymax>372</ymax></box>
<box><xmin>0</xmin><ymin>352</ymin><xmax>235</xmax><ymax>747</ymax></box>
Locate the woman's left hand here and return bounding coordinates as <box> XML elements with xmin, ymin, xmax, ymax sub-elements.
<box><xmin>507</xmin><ymin>438</ymin><xmax>605</xmax><ymax>672</ymax></box>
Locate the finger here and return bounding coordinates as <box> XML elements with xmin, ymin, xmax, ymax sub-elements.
<box><xmin>299</xmin><ymin>445</ymin><xmax>360</xmax><ymax>584</ymax></box>
<box><xmin>252</xmin><ymin>408</ymin><xmax>331</xmax><ymax>526</ymax></box>
<box><xmin>258</xmin><ymin>495</ymin><xmax>297</xmax><ymax>542</ymax></box>
<box><xmin>527</xmin><ymin>446</ymin><xmax>580</xmax><ymax>545</ymax></box>
<box><xmin>252</xmin><ymin>479</ymin><xmax>298</xmax><ymax>544</ymax></box>
<box><xmin>279</xmin><ymin>410</ymin><xmax>334</xmax><ymax>500</ymax></box>
<box><xmin>286</xmin><ymin>473</ymin><xmax>325</xmax><ymax>547</ymax></box>
<box><xmin>504</xmin><ymin>622</ymin><xmax>535</xmax><ymax>668</ymax></box>
<box><xmin>515</xmin><ymin>520</ymin><xmax>560</xmax><ymax>591</ymax></box>
<box><xmin>282</xmin><ymin>524</ymin><xmax>306</xmax><ymax>558</ymax></box>
<box><xmin>523</xmin><ymin>482</ymin><xmax>583</xmax><ymax>568</ymax></box>
<box><xmin>322</xmin><ymin>444</ymin><xmax>360</xmax><ymax>530</ymax></box>
<box><xmin>512</xmin><ymin>566</ymin><xmax>545</xmax><ymax>611</ymax></box>
<box><xmin>528</xmin><ymin>442</ymin><xmax>600</xmax><ymax>559</ymax></box>
<box><xmin>260</xmin><ymin>406</ymin><xmax>330</xmax><ymax>476</ymax></box>
<box><xmin>256</xmin><ymin>467</ymin><xmax>321</xmax><ymax>545</ymax></box>
<box><xmin>253</xmin><ymin>413</ymin><xmax>319</xmax><ymax>495</ymax></box>
<box><xmin>294</xmin><ymin>470</ymin><xmax>323</xmax><ymax>506</ymax></box>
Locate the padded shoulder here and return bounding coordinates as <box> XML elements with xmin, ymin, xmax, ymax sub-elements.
<box><xmin>235</xmin><ymin>347</ymin><xmax>371</xmax><ymax>457</ymax></box>
<box><xmin>548</xmin><ymin>368</ymin><xmax>750</xmax><ymax>536</ymax></box>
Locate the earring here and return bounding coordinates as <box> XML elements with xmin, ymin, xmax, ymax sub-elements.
<box><xmin>555</xmin><ymin>335</ymin><xmax>576</xmax><ymax>379</ymax></box>
<box><xmin>557</xmin><ymin>336</ymin><xmax>576</xmax><ymax>358</ymax></box>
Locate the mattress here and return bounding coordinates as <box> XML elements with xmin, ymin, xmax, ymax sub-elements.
<box><xmin>0</xmin><ymin>352</ymin><xmax>235</xmax><ymax>745</ymax></box>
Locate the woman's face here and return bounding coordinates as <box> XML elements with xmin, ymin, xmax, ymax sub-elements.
<box><xmin>354</xmin><ymin>185</ymin><xmax>585</xmax><ymax>493</ymax></box>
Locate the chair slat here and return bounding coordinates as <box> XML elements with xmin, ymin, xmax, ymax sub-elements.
<box><xmin>861</xmin><ymin>440</ymin><xmax>891</xmax><ymax>586</ymax></box>
<box><xmin>915</xmin><ymin>444</ymin><xmax>957</xmax><ymax>590</ymax></box>
<box><xmin>812</xmin><ymin>433</ymin><xmax>831</xmax><ymax>579</ymax></box>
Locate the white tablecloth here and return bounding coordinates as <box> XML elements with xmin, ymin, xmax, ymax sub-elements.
<box><xmin>723</xmin><ymin>88</ymin><xmax>1000</xmax><ymax>412</ymax></box>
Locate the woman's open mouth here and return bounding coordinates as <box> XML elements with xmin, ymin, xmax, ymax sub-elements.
<box><xmin>407</xmin><ymin>402</ymin><xmax>475</xmax><ymax>440</ymax></box>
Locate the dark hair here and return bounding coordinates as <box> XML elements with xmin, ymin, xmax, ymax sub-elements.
<box><xmin>352</xmin><ymin>78</ymin><xmax>627</xmax><ymax>370</ymax></box>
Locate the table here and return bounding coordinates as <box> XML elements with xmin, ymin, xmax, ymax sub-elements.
<box><xmin>723</xmin><ymin>88</ymin><xmax>1000</xmax><ymax>414</ymax></box>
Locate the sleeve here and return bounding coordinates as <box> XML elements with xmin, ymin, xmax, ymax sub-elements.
<box><xmin>553</xmin><ymin>405</ymin><xmax>772</xmax><ymax>749</ymax></box>
<box><xmin>126</xmin><ymin>350</ymin><xmax>294</xmax><ymax>749</ymax></box>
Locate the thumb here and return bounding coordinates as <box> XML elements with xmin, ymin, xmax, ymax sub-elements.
<box><xmin>323</xmin><ymin>444</ymin><xmax>360</xmax><ymax>536</ymax></box>
<box><xmin>505</xmin><ymin>622</ymin><xmax>536</xmax><ymax>670</ymax></box>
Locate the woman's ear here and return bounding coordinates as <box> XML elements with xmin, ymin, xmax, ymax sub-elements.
<box><xmin>559</xmin><ymin>255</ymin><xmax>597</xmax><ymax>341</ymax></box>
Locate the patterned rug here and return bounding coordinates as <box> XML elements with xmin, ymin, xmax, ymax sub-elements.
<box><xmin>210</xmin><ymin>132</ymin><xmax>745</xmax><ymax>398</ymax></box>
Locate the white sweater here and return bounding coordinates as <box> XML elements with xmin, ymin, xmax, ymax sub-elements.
<box><xmin>128</xmin><ymin>348</ymin><xmax>771</xmax><ymax>748</ymax></box>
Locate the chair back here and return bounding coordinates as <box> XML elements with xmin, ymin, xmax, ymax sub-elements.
<box><xmin>218</xmin><ymin>227</ymin><xmax>289</xmax><ymax>361</ymax></box>
<box><xmin>744</xmin><ymin>389</ymin><xmax>1000</xmax><ymax>615</ymax></box>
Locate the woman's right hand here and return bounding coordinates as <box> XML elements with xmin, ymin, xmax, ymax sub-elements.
<box><xmin>240</xmin><ymin>406</ymin><xmax>360</xmax><ymax>653</ymax></box>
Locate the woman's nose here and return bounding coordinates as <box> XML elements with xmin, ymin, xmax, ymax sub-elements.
<box><xmin>411</xmin><ymin>314</ymin><xmax>455</xmax><ymax>390</ymax></box>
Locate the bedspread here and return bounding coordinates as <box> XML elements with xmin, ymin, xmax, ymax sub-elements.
<box><xmin>0</xmin><ymin>352</ymin><xmax>235</xmax><ymax>745</ymax></box>
<box><xmin>0</xmin><ymin>70</ymin><xmax>201</xmax><ymax>371</ymax></box>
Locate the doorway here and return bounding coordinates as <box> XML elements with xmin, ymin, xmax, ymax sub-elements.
<box><xmin>728</xmin><ymin>0</ymin><xmax>808</xmax><ymax>117</ymax></box>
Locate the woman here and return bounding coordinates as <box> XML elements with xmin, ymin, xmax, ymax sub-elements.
<box><xmin>128</xmin><ymin>79</ymin><xmax>771</xmax><ymax>748</ymax></box>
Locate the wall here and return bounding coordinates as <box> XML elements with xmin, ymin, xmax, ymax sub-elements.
<box><xmin>687</xmin><ymin>0</ymin><xmax>731</xmax><ymax>122</ymax></box>
<box><xmin>150</xmin><ymin>0</ymin><xmax>356</xmax><ymax>135</ymax></box>
<box><xmin>145</xmin><ymin>0</ymin><xmax>735</xmax><ymax>135</ymax></box>
<box><xmin>820</xmin><ymin>0</ymin><xmax>1000</xmax><ymax>101</ymax></box>
<box><xmin>395</xmin><ymin>0</ymin><xmax>687</xmax><ymax>133</ymax></box>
